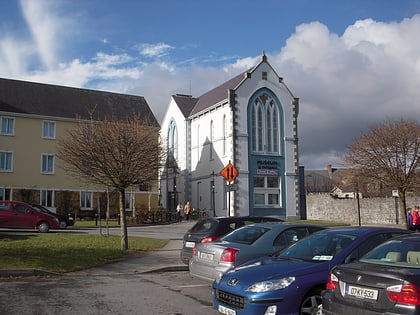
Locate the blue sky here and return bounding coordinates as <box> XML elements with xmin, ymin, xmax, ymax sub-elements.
<box><xmin>1</xmin><ymin>0</ymin><xmax>420</xmax><ymax>169</ymax></box>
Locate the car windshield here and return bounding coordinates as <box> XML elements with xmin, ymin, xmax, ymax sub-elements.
<box><xmin>360</xmin><ymin>238</ymin><xmax>420</xmax><ymax>268</ymax></box>
<box><xmin>276</xmin><ymin>231</ymin><xmax>357</xmax><ymax>261</ymax></box>
<box><xmin>221</xmin><ymin>226</ymin><xmax>270</xmax><ymax>245</ymax></box>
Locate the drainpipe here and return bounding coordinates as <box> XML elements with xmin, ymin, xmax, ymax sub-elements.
<box><xmin>228</xmin><ymin>89</ymin><xmax>236</xmax><ymax>216</ymax></box>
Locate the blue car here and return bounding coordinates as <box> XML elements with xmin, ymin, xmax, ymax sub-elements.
<box><xmin>212</xmin><ymin>227</ymin><xmax>412</xmax><ymax>315</ymax></box>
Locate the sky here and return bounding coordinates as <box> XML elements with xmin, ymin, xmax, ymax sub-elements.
<box><xmin>1</xmin><ymin>0</ymin><xmax>420</xmax><ymax>170</ymax></box>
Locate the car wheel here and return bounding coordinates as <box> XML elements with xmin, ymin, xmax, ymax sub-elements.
<box><xmin>38</xmin><ymin>221</ymin><xmax>50</xmax><ymax>233</ymax></box>
<box><xmin>300</xmin><ymin>289</ymin><xmax>323</xmax><ymax>315</ymax></box>
<box><xmin>59</xmin><ymin>220</ymin><xmax>68</xmax><ymax>229</ymax></box>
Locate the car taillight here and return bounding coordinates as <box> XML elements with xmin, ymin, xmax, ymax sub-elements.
<box><xmin>220</xmin><ymin>248</ymin><xmax>239</xmax><ymax>263</ymax></box>
<box><xmin>325</xmin><ymin>271</ymin><xmax>339</xmax><ymax>290</ymax></box>
<box><xmin>387</xmin><ymin>284</ymin><xmax>420</xmax><ymax>305</ymax></box>
<box><xmin>201</xmin><ymin>236</ymin><xmax>220</xmax><ymax>243</ymax></box>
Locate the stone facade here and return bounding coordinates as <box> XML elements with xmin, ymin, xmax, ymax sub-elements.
<box><xmin>306</xmin><ymin>193</ymin><xmax>420</xmax><ymax>226</ymax></box>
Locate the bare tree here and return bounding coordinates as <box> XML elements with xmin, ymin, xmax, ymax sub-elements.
<box><xmin>57</xmin><ymin>113</ymin><xmax>165</xmax><ymax>250</ymax></box>
<box><xmin>343</xmin><ymin>118</ymin><xmax>420</xmax><ymax>226</ymax></box>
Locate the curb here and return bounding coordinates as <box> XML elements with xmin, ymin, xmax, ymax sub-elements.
<box><xmin>0</xmin><ymin>269</ymin><xmax>60</xmax><ymax>278</ymax></box>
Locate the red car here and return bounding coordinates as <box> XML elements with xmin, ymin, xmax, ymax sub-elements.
<box><xmin>0</xmin><ymin>200</ymin><xmax>59</xmax><ymax>232</ymax></box>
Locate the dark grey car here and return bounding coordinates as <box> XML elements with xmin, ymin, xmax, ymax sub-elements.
<box><xmin>189</xmin><ymin>221</ymin><xmax>326</xmax><ymax>281</ymax></box>
<box><xmin>323</xmin><ymin>234</ymin><xmax>420</xmax><ymax>315</ymax></box>
<box><xmin>180</xmin><ymin>216</ymin><xmax>284</xmax><ymax>265</ymax></box>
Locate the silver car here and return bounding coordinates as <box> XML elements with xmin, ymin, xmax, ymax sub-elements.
<box><xmin>189</xmin><ymin>221</ymin><xmax>326</xmax><ymax>281</ymax></box>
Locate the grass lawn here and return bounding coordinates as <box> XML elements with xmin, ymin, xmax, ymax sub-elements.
<box><xmin>0</xmin><ymin>233</ymin><xmax>168</xmax><ymax>273</ymax></box>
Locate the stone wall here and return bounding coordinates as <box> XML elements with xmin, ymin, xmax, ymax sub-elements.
<box><xmin>306</xmin><ymin>193</ymin><xmax>420</xmax><ymax>226</ymax></box>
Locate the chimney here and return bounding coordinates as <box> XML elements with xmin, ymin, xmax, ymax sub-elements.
<box><xmin>327</xmin><ymin>164</ymin><xmax>333</xmax><ymax>178</ymax></box>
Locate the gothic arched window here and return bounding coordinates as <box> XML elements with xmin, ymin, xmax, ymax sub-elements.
<box><xmin>167</xmin><ymin>120</ymin><xmax>178</xmax><ymax>160</ymax></box>
<box><xmin>251</xmin><ymin>93</ymin><xmax>280</xmax><ymax>154</ymax></box>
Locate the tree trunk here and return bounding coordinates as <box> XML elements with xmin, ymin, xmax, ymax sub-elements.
<box><xmin>398</xmin><ymin>190</ymin><xmax>408</xmax><ymax>229</ymax></box>
<box><xmin>119</xmin><ymin>189</ymin><xmax>129</xmax><ymax>250</ymax></box>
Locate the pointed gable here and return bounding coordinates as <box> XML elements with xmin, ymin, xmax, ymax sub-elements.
<box><xmin>190</xmin><ymin>71</ymin><xmax>247</xmax><ymax>116</ymax></box>
<box><xmin>172</xmin><ymin>94</ymin><xmax>199</xmax><ymax>117</ymax></box>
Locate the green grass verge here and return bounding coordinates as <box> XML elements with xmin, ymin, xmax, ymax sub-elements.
<box><xmin>0</xmin><ymin>233</ymin><xmax>168</xmax><ymax>273</ymax></box>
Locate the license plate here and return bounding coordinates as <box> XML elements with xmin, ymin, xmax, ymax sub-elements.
<box><xmin>185</xmin><ymin>241</ymin><xmax>195</xmax><ymax>248</ymax></box>
<box><xmin>218</xmin><ymin>305</ymin><xmax>236</xmax><ymax>315</ymax></box>
<box><xmin>346</xmin><ymin>285</ymin><xmax>378</xmax><ymax>300</ymax></box>
<box><xmin>199</xmin><ymin>251</ymin><xmax>214</xmax><ymax>261</ymax></box>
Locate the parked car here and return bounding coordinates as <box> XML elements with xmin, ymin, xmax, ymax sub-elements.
<box><xmin>212</xmin><ymin>226</ymin><xmax>412</xmax><ymax>315</ymax></box>
<box><xmin>181</xmin><ymin>216</ymin><xmax>284</xmax><ymax>265</ymax></box>
<box><xmin>323</xmin><ymin>234</ymin><xmax>420</xmax><ymax>315</ymax></box>
<box><xmin>0</xmin><ymin>200</ymin><xmax>59</xmax><ymax>232</ymax></box>
<box><xmin>31</xmin><ymin>204</ymin><xmax>74</xmax><ymax>229</ymax></box>
<box><xmin>190</xmin><ymin>222</ymin><xmax>326</xmax><ymax>281</ymax></box>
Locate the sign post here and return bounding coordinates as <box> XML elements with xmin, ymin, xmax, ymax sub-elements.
<box><xmin>220</xmin><ymin>161</ymin><xmax>239</xmax><ymax>217</ymax></box>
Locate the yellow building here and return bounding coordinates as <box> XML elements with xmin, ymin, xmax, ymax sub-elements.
<box><xmin>0</xmin><ymin>78</ymin><xmax>159</xmax><ymax>219</ymax></box>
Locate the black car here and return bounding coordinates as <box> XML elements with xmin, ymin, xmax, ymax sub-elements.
<box><xmin>31</xmin><ymin>204</ymin><xmax>74</xmax><ymax>229</ymax></box>
<box><xmin>180</xmin><ymin>216</ymin><xmax>284</xmax><ymax>264</ymax></box>
<box><xmin>323</xmin><ymin>233</ymin><xmax>420</xmax><ymax>315</ymax></box>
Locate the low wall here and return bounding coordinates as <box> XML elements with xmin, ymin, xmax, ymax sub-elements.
<box><xmin>306</xmin><ymin>193</ymin><xmax>420</xmax><ymax>226</ymax></box>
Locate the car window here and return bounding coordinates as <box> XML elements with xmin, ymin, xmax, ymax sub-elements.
<box><xmin>274</xmin><ymin>227</ymin><xmax>309</xmax><ymax>247</ymax></box>
<box><xmin>222</xmin><ymin>226</ymin><xmax>270</xmax><ymax>245</ymax></box>
<box><xmin>343</xmin><ymin>232</ymin><xmax>401</xmax><ymax>264</ymax></box>
<box><xmin>0</xmin><ymin>202</ymin><xmax>9</xmax><ymax>211</ymax></box>
<box><xmin>279</xmin><ymin>232</ymin><xmax>357</xmax><ymax>261</ymax></box>
<box><xmin>190</xmin><ymin>219</ymin><xmax>217</xmax><ymax>233</ymax></box>
<box><xmin>13</xmin><ymin>204</ymin><xmax>30</xmax><ymax>213</ymax></box>
<box><xmin>360</xmin><ymin>238</ymin><xmax>420</xmax><ymax>268</ymax></box>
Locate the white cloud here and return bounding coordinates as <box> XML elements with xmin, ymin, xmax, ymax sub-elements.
<box><xmin>271</xmin><ymin>15</ymin><xmax>420</xmax><ymax>169</ymax></box>
<box><xmin>136</xmin><ymin>43</ymin><xmax>174</xmax><ymax>58</ymax></box>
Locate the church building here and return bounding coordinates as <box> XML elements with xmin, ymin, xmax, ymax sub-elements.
<box><xmin>160</xmin><ymin>54</ymin><xmax>300</xmax><ymax>219</ymax></box>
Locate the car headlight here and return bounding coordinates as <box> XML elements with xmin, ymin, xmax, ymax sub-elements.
<box><xmin>245</xmin><ymin>277</ymin><xmax>295</xmax><ymax>293</ymax></box>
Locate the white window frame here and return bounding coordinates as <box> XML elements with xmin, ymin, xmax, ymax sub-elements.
<box><xmin>42</xmin><ymin>121</ymin><xmax>56</xmax><ymax>139</ymax></box>
<box><xmin>0</xmin><ymin>151</ymin><xmax>13</xmax><ymax>171</ymax></box>
<box><xmin>41</xmin><ymin>189</ymin><xmax>54</xmax><ymax>207</ymax></box>
<box><xmin>80</xmin><ymin>191</ymin><xmax>93</xmax><ymax>210</ymax></box>
<box><xmin>41</xmin><ymin>154</ymin><xmax>55</xmax><ymax>174</ymax></box>
<box><xmin>253</xmin><ymin>175</ymin><xmax>281</xmax><ymax>207</ymax></box>
<box><xmin>251</xmin><ymin>94</ymin><xmax>280</xmax><ymax>155</ymax></box>
<box><xmin>1</xmin><ymin>117</ymin><xmax>15</xmax><ymax>135</ymax></box>
<box><xmin>0</xmin><ymin>188</ymin><xmax>11</xmax><ymax>200</ymax></box>
<box><xmin>125</xmin><ymin>192</ymin><xmax>134</xmax><ymax>211</ymax></box>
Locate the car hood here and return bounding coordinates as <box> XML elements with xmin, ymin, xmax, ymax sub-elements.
<box><xmin>220</xmin><ymin>255</ymin><xmax>331</xmax><ymax>282</ymax></box>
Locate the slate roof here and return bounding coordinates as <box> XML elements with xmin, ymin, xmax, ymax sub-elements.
<box><xmin>172</xmin><ymin>94</ymin><xmax>199</xmax><ymax>118</ymax></box>
<box><xmin>189</xmin><ymin>71</ymin><xmax>247</xmax><ymax>116</ymax></box>
<box><xmin>0</xmin><ymin>78</ymin><xmax>158</xmax><ymax>126</ymax></box>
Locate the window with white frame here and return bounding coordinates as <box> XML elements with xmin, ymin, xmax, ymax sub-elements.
<box><xmin>42</xmin><ymin>121</ymin><xmax>56</xmax><ymax>139</ymax></box>
<box><xmin>41</xmin><ymin>190</ymin><xmax>54</xmax><ymax>207</ymax></box>
<box><xmin>0</xmin><ymin>151</ymin><xmax>13</xmax><ymax>171</ymax></box>
<box><xmin>125</xmin><ymin>192</ymin><xmax>134</xmax><ymax>211</ymax></box>
<box><xmin>41</xmin><ymin>154</ymin><xmax>54</xmax><ymax>174</ymax></box>
<box><xmin>1</xmin><ymin>117</ymin><xmax>15</xmax><ymax>135</ymax></box>
<box><xmin>222</xmin><ymin>115</ymin><xmax>226</xmax><ymax>156</ymax></box>
<box><xmin>0</xmin><ymin>188</ymin><xmax>11</xmax><ymax>200</ymax></box>
<box><xmin>210</xmin><ymin>120</ymin><xmax>214</xmax><ymax>160</ymax></box>
<box><xmin>253</xmin><ymin>175</ymin><xmax>281</xmax><ymax>207</ymax></box>
<box><xmin>251</xmin><ymin>93</ymin><xmax>280</xmax><ymax>154</ymax></box>
<box><xmin>167</xmin><ymin>120</ymin><xmax>178</xmax><ymax>160</ymax></box>
<box><xmin>80</xmin><ymin>191</ymin><xmax>93</xmax><ymax>209</ymax></box>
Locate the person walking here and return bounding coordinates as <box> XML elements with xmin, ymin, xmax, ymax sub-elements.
<box><xmin>412</xmin><ymin>206</ymin><xmax>420</xmax><ymax>232</ymax></box>
<box><xmin>176</xmin><ymin>202</ymin><xmax>183</xmax><ymax>222</ymax></box>
<box><xmin>406</xmin><ymin>208</ymin><xmax>413</xmax><ymax>230</ymax></box>
<box><xmin>184</xmin><ymin>201</ymin><xmax>191</xmax><ymax>221</ymax></box>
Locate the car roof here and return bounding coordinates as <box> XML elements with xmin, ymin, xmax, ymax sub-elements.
<box><xmin>210</xmin><ymin>216</ymin><xmax>284</xmax><ymax>222</ymax></box>
<box><xmin>315</xmin><ymin>226</ymin><xmax>410</xmax><ymax>235</ymax></box>
<box><xmin>242</xmin><ymin>221</ymin><xmax>324</xmax><ymax>228</ymax></box>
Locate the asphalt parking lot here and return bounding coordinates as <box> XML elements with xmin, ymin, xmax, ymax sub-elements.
<box><xmin>0</xmin><ymin>221</ymin><xmax>220</xmax><ymax>315</ymax></box>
